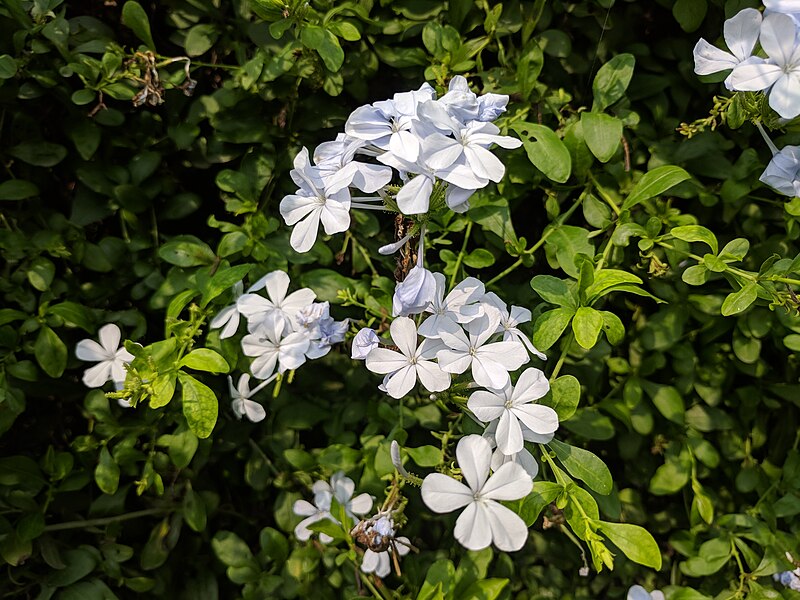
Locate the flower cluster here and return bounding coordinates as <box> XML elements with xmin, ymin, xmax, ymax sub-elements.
<box><xmin>212</xmin><ymin>270</ymin><xmax>348</xmax><ymax>421</ymax></box>
<box><xmin>694</xmin><ymin>2</ymin><xmax>800</xmax><ymax>198</ymax></box>
<box><xmin>357</xmin><ymin>269</ymin><xmax>559</xmax><ymax>487</ymax></box>
<box><xmin>278</xmin><ymin>76</ymin><xmax>521</xmax><ymax>252</ymax></box>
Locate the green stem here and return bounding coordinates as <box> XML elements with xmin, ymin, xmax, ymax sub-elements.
<box><xmin>657</xmin><ymin>240</ymin><xmax>758</xmax><ymax>282</ymax></box>
<box><xmin>549</xmin><ymin>337</ymin><xmax>573</xmax><ymax>380</ymax></box>
<box><xmin>43</xmin><ymin>508</ymin><xmax>168</xmax><ymax>532</ymax></box>
<box><xmin>485</xmin><ymin>191</ymin><xmax>588</xmax><ymax>287</ymax></box>
<box><xmin>586</xmin><ymin>172</ymin><xmax>620</xmax><ymax>216</ymax></box>
<box><xmin>449</xmin><ymin>221</ymin><xmax>473</xmax><ymax>289</ymax></box>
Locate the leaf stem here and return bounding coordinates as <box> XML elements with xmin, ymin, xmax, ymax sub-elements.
<box><xmin>449</xmin><ymin>221</ymin><xmax>473</xmax><ymax>290</ymax></box>
<box><xmin>43</xmin><ymin>508</ymin><xmax>168</xmax><ymax>532</ymax></box>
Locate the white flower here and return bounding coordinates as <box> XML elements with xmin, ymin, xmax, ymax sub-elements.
<box><xmin>365</xmin><ymin>317</ymin><xmax>450</xmax><ymax>398</ymax></box>
<box><xmin>293</xmin><ymin>480</ymin><xmax>335</xmax><ymax>543</ymax></box>
<box><xmin>294</xmin><ymin>301</ymin><xmax>348</xmax><ymax>359</ymax></box>
<box><xmin>237</xmin><ymin>271</ymin><xmax>316</xmax><ymax>334</ymax></box>
<box><xmin>693</xmin><ymin>8</ymin><xmax>762</xmax><ymax>90</ymax></box>
<box><xmin>352</xmin><ymin>328</ymin><xmax>380</xmax><ymax>360</ymax></box>
<box><xmin>210</xmin><ymin>281</ymin><xmax>244</xmax><ymax>339</ymax></box>
<box><xmin>392</xmin><ymin>264</ymin><xmax>437</xmax><ymax>317</ymax></box>
<box><xmin>279</xmin><ymin>147</ymin><xmax>352</xmax><ymax>253</ymax></box>
<box><xmin>75</xmin><ymin>323</ymin><xmax>134</xmax><ymax>389</ymax></box>
<box><xmin>228</xmin><ymin>373</ymin><xmax>274</xmax><ymax>423</ymax></box>
<box><xmin>481</xmin><ymin>292</ymin><xmax>546</xmax><ymax>359</ymax></box>
<box><xmin>760</xmin><ymin>144</ymin><xmax>800</xmax><ymax>196</ymax></box>
<box><xmin>730</xmin><ymin>13</ymin><xmax>800</xmax><ymax>119</ymax></box>
<box><xmin>361</xmin><ymin>536</ymin><xmax>411</xmax><ymax>578</ymax></box>
<box><xmin>313</xmin><ymin>135</ymin><xmax>392</xmax><ymax>194</ymax></box>
<box><xmin>421</xmin><ymin>435</ymin><xmax>532</xmax><ymax>551</ymax></box>
<box><xmin>627</xmin><ymin>585</ymin><xmax>665</xmax><ymax>600</ymax></box>
<box><xmin>329</xmin><ymin>471</ymin><xmax>374</xmax><ymax>519</ymax></box>
<box><xmin>344</xmin><ymin>83</ymin><xmax>436</xmax><ymax>162</ymax></box>
<box><xmin>468</xmin><ymin>368</ymin><xmax>558</xmax><ymax>455</ymax></box>
<box><xmin>241</xmin><ymin>321</ymin><xmax>310</xmax><ymax>379</ymax></box>
<box><xmin>418</xmin><ymin>273</ymin><xmax>485</xmax><ymax>338</ymax></box>
<box><xmin>421</xmin><ymin>117</ymin><xmax>522</xmax><ymax>183</ymax></box>
<box><xmin>436</xmin><ymin>309</ymin><xmax>529</xmax><ymax>389</ymax></box>
<box><xmin>293</xmin><ymin>472</ymin><xmax>373</xmax><ymax>543</ymax></box>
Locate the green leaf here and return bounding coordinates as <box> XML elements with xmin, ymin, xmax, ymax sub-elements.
<box><xmin>596</xmin><ymin>521</ymin><xmax>662</xmax><ymax>569</ymax></box>
<box><xmin>183</xmin><ymin>486</ymin><xmax>207</xmax><ymax>532</ymax></box>
<box><xmin>9</xmin><ymin>142</ymin><xmax>67</xmax><ymax>167</ymax></box>
<box><xmin>184</xmin><ymin>24</ymin><xmax>218</xmax><ymax>56</ymax></box>
<box><xmin>549</xmin><ymin>439</ymin><xmax>613</xmax><ymax>494</ymax></box>
<box><xmin>180</xmin><ymin>349</ymin><xmax>229</xmax><ymax>374</ymax></box>
<box><xmin>585</xmin><ymin>269</ymin><xmax>643</xmax><ymax>302</ymax></box>
<box><xmin>673</xmin><ymin>0</ymin><xmax>707</xmax><ymax>33</ymax></box>
<box><xmin>0</xmin><ymin>54</ymin><xmax>17</xmax><ymax>79</ymax></box>
<box><xmin>518</xmin><ymin>481</ymin><xmax>564</xmax><ymax>525</ymax></box>
<box><xmin>680</xmin><ymin>537</ymin><xmax>731</xmax><ymax>577</ymax></box>
<box><xmin>682</xmin><ymin>264</ymin><xmax>709</xmax><ymax>286</ymax></box>
<box><xmin>572</xmin><ymin>306</ymin><xmax>604</xmax><ymax>349</ymax></box>
<box><xmin>27</xmin><ymin>257</ymin><xmax>55</xmax><ymax>291</ymax></box>
<box><xmin>158</xmin><ymin>235</ymin><xmax>216</xmax><ymax>267</ymax></box>
<box><xmin>406</xmin><ymin>445</ymin><xmax>443</xmax><ymax>467</ymax></box>
<box><xmin>541</xmin><ymin>375</ymin><xmax>580</xmax><ymax>421</ymax></box>
<box><xmin>530</xmin><ymin>275</ymin><xmax>576</xmax><ymax>308</ymax></box>
<box><xmin>592</xmin><ymin>53</ymin><xmax>635</xmax><ymax>111</ymax></box>
<box><xmin>511</xmin><ymin>122</ymin><xmax>572</xmax><ymax>183</ymax></box>
<box><xmin>150</xmin><ymin>373</ymin><xmax>177</xmax><ymax>409</ymax></box>
<box><xmin>211</xmin><ymin>531</ymin><xmax>256</xmax><ymax>568</ymax></box>
<box><xmin>179</xmin><ymin>373</ymin><xmax>218</xmax><ymax>439</ymax></box>
<box><xmin>301</xmin><ymin>25</ymin><xmax>344</xmax><ymax>72</ymax></box>
<box><xmin>670</xmin><ymin>225</ymin><xmax>719</xmax><ymax>255</ymax></box>
<box><xmin>533</xmin><ymin>307</ymin><xmax>575</xmax><ymax>351</ymax></box>
<box><xmin>643</xmin><ymin>382</ymin><xmax>685</xmax><ymax>425</ymax></box>
<box><xmin>719</xmin><ymin>238</ymin><xmax>749</xmax><ymax>262</ymax></box>
<box><xmin>600</xmin><ymin>311</ymin><xmax>625</xmax><ymax>345</ymax></box>
<box><xmin>517</xmin><ymin>40</ymin><xmax>544</xmax><ymax>101</ymax></box>
<box><xmin>462</xmin><ymin>579</ymin><xmax>508</xmax><ymax>600</ymax></box>
<box><xmin>622</xmin><ymin>166</ymin><xmax>691</xmax><ymax>210</ymax></box>
<box><xmin>0</xmin><ymin>179</ymin><xmax>38</xmax><ymax>200</ymax></box>
<box><xmin>299</xmin><ymin>268</ymin><xmax>355</xmax><ymax>303</ymax></box>
<box><xmin>468</xmin><ymin>194</ymin><xmax>517</xmax><ymax>243</ymax></box>
<box><xmin>580</xmin><ymin>112</ymin><xmax>622</xmax><ymax>163</ymax></box>
<box><xmin>35</xmin><ymin>326</ymin><xmax>67</xmax><ymax>379</ymax></box>
<box><xmin>95</xmin><ymin>446</ymin><xmax>120</xmax><ymax>494</ymax></box>
<box><xmin>121</xmin><ymin>1</ymin><xmax>156</xmax><ymax>50</ymax></box>
<box><xmin>463</xmin><ymin>248</ymin><xmax>495</xmax><ymax>268</ymax></box>
<box><xmin>200</xmin><ymin>263</ymin><xmax>252</xmax><ymax>308</ymax></box>
<box><xmin>545</xmin><ymin>225</ymin><xmax>594</xmax><ymax>278</ymax></box>
<box><xmin>721</xmin><ymin>282</ymin><xmax>758</xmax><ymax>316</ymax></box>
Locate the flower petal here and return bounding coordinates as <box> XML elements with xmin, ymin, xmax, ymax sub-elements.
<box><xmin>495</xmin><ymin>409</ymin><xmax>524</xmax><ymax>455</ymax></box>
<box><xmin>75</xmin><ymin>339</ymin><xmax>108</xmax><ymax>362</ymax></box>
<box><xmin>480</xmin><ymin>461</ymin><xmax>533</xmax><ymax>501</ymax></box>
<box><xmin>483</xmin><ymin>500</ymin><xmax>529</xmax><ymax>551</ymax></box>
<box><xmin>396</xmin><ymin>174</ymin><xmax>434</xmax><ymax>215</ymax></box>
<box><xmin>290</xmin><ymin>208</ymin><xmax>323</xmax><ymax>253</ymax></box>
<box><xmin>512</xmin><ymin>404</ymin><xmax>560</xmax><ymax>435</ymax></box>
<box><xmin>511</xmin><ymin>368</ymin><xmax>550</xmax><ymax>404</ymax></box>
<box><xmin>390</xmin><ymin>316</ymin><xmax>418</xmax><ymax>358</ymax></box>
<box><xmin>723</xmin><ymin>8</ymin><xmax>762</xmax><ymax>62</ymax></box>
<box><xmin>768</xmin><ymin>72</ymin><xmax>800</xmax><ymax>119</ymax></box>
<box><xmin>415</xmin><ymin>359</ymin><xmax>451</xmax><ymax>393</ymax></box>
<box><xmin>453</xmin><ymin>502</ymin><xmax>492</xmax><ymax>550</ymax></box>
<box><xmin>760</xmin><ymin>13</ymin><xmax>798</xmax><ymax>66</ymax></box>
<box><xmin>365</xmin><ymin>348</ymin><xmax>409</xmax><ymax>374</ymax></box>
<box><xmin>729</xmin><ymin>60</ymin><xmax>782</xmax><ymax>91</ymax></box>
<box><xmin>384</xmin><ymin>365</ymin><xmax>418</xmax><ymax>398</ymax></box>
<box><xmin>457</xmin><ymin>434</ymin><xmax>492</xmax><ymax>493</ymax></box>
<box><xmin>421</xmin><ymin>473</ymin><xmax>473</xmax><ymax>513</ymax></box>
<box><xmin>97</xmin><ymin>323</ymin><xmax>122</xmax><ymax>354</ymax></box>
<box><xmin>82</xmin><ymin>361</ymin><xmax>112</xmax><ymax>388</ymax></box>
<box><xmin>349</xmin><ymin>493</ymin><xmax>374</xmax><ymax>516</ymax></box>
<box><xmin>467</xmin><ymin>390</ymin><xmax>506</xmax><ymax>424</ymax></box>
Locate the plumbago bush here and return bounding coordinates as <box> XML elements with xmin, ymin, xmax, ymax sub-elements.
<box><xmin>6</xmin><ymin>0</ymin><xmax>800</xmax><ymax>598</ymax></box>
